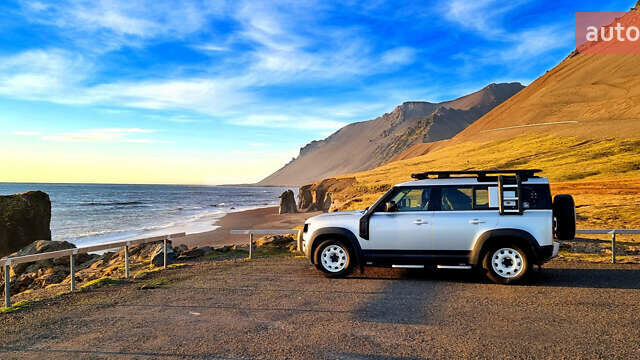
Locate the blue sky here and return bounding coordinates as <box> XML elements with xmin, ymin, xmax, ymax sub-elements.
<box><xmin>0</xmin><ymin>0</ymin><xmax>635</xmax><ymax>184</ymax></box>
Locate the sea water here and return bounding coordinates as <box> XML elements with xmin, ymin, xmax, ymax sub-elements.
<box><xmin>0</xmin><ymin>183</ymin><xmax>290</xmax><ymax>246</ymax></box>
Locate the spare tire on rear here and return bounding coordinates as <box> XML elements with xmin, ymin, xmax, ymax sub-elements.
<box><xmin>553</xmin><ymin>194</ymin><xmax>576</xmax><ymax>240</ymax></box>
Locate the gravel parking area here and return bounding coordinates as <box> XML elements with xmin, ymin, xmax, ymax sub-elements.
<box><xmin>1</xmin><ymin>256</ymin><xmax>639</xmax><ymax>359</ymax></box>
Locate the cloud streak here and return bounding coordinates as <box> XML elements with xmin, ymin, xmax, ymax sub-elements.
<box><xmin>21</xmin><ymin>128</ymin><xmax>159</xmax><ymax>143</ymax></box>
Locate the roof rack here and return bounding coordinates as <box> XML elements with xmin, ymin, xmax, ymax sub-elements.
<box><xmin>410</xmin><ymin>169</ymin><xmax>542</xmax><ymax>181</ymax></box>
<box><xmin>410</xmin><ymin>169</ymin><xmax>543</xmax><ymax>216</ymax></box>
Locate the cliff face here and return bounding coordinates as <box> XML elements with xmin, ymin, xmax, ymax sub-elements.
<box><xmin>258</xmin><ymin>82</ymin><xmax>524</xmax><ymax>186</ymax></box>
<box><xmin>0</xmin><ymin>191</ymin><xmax>52</xmax><ymax>257</ymax></box>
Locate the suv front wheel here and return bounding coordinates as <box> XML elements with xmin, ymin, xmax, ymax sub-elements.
<box><xmin>314</xmin><ymin>240</ymin><xmax>354</xmax><ymax>277</ymax></box>
<box><xmin>482</xmin><ymin>245</ymin><xmax>530</xmax><ymax>284</ymax></box>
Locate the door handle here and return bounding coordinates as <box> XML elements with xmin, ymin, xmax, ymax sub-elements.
<box><xmin>469</xmin><ymin>219</ymin><xmax>485</xmax><ymax>224</ymax></box>
<box><xmin>413</xmin><ymin>219</ymin><xmax>427</xmax><ymax>225</ymax></box>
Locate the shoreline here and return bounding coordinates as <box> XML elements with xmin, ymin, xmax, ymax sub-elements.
<box><xmin>173</xmin><ymin>206</ymin><xmax>321</xmax><ymax>248</ymax></box>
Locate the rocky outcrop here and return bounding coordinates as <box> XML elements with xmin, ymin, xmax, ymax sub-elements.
<box><xmin>3</xmin><ymin>240</ymin><xmax>98</xmax><ymax>295</ymax></box>
<box><xmin>298</xmin><ymin>177</ymin><xmax>356</xmax><ymax>212</ymax></box>
<box><xmin>0</xmin><ymin>191</ymin><xmax>52</xmax><ymax>257</ymax></box>
<box><xmin>278</xmin><ymin>190</ymin><xmax>297</xmax><ymax>214</ymax></box>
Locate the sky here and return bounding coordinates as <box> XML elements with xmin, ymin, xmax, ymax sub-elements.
<box><xmin>0</xmin><ymin>0</ymin><xmax>635</xmax><ymax>185</ymax></box>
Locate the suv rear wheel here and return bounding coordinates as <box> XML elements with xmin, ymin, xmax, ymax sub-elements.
<box><xmin>482</xmin><ymin>245</ymin><xmax>530</xmax><ymax>284</ymax></box>
<box><xmin>314</xmin><ymin>240</ymin><xmax>354</xmax><ymax>277</ymax></box>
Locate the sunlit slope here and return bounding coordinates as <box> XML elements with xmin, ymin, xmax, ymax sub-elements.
<box><xmin>394</xmin><ymin>51</ymin><xmax>640</xmax><ymax>161</ymax></box>
<box><xmin>455</xmin><ymin>53</ymin><xmax>640</xmax><ymax>141</ymax></box>
<box><xmin>327</xmin><ymin>135</ymin><xmax>640</xmax><ymax>228</ymax></box>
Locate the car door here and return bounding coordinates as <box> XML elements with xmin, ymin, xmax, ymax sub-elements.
<box><xmin>429</xmin><ymin>185</ymin><xmax>498</xmax><ymax>252</ymax></box>
<box><xmin>365</xmin><ymin>187</ymin><xmax>433</xmax><ymax>251</ymax></box>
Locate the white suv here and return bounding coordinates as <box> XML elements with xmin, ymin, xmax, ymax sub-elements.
<box><xmin>300</xmin><ymin>170</ymin><xmax>575</xmax><ymax>284</ymax></box>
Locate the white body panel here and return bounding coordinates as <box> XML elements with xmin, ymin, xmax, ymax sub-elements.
<box><xmin>430</xmin><ymin>210</ymin><xmax>499</xmax><ymax>251</ymax></box>
<box><xmin>365</xmin><ymin>212</ymin><xmax>432</xmax><ymax>250</ymax></box>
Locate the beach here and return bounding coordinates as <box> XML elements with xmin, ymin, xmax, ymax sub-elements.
<box><xmin>173</xmin><ymin>206</ymin><xmax>322</xmax><ymax>248</ymax></box>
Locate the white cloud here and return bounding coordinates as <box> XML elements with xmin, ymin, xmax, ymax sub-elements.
<box><xmin>192</xmin><ymin>44</ymin><xmax>229</xmax><ymax>52</ymax></box>
<box><xmin>234</xmin><ymin>115</ymin><xmax>347</xmax><ymax>131</ymax></box>
<box><xmin>0</xmin><ymin>49</ymin><xmax>90</xmax><ymax>101</ymax></box>
<box><xmin>443</xmin><ymin>0</ymin><xmax>572</xmax><ymax>70</ymax></box>
<box><xmin>18</xmin><ymin>0</ymin><xmax>227</xmax><ymax>52</ymax></box>
<box><xmin>42</xmin><ymin>128</ymin><xmax>157</xmax><ymax>143</ymax></box>
<box><xmin>381</xmin><ymin>47</ymin><xmax>417</xmax><ymax>66</ymax></box>
<box><xmin>12</xmin><ymin>131</ymin><xmax>41</xmax><ymax>136</ymax></box>
<box><xmin>445</xmin><ymin>0</ymin><xmax>527</xmax><ymax>36</ymax></box>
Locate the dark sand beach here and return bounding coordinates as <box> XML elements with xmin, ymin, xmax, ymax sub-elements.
<box><xmin>173</xmin><ymin>206</ymin><xmax>322</xmax><ymax>248</ymax></box>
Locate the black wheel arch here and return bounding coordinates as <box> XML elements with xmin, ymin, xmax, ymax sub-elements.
<box><xmin>470</xmin><ymin>228</ymin><xmax>543</xmax><ymax>265</ymax></box>
<box><xmin>308</xmin><ymin>227</ymin><xmax>362</xmax><ymax>267</ymax></box>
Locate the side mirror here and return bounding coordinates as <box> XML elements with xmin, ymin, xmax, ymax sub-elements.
<box><xmin>385</xmin><ymin>201</ymin><xmax>398</xmax><ymax>212</ymax></box>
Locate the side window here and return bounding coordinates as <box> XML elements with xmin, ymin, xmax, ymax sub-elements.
<box><xmin>521</xmin><ymin>184</ymin><xmax>552</xmax><ymax>209</ymax></box>
<box><xmin>474</xmin><ymin>187</ymin><xmax>489</xmax><ymax>209</ymax></box>
<box><xmin>386</xmin><ymin>187</ymin><xmax>432</xmax><ymax>212</ymax></box>
<box><xmin>440</xmin><ymin>187</ymin><xmax>473</xmax><ymax>211</ymax></box>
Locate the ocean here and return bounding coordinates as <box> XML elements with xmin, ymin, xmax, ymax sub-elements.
<box><xmin>0</xmin><ymin>183</ymin><xmax>291</xmax><ymax>247</ymax></box>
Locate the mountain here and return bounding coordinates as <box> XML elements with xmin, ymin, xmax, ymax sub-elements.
<box><xmin>258</xmin><ymin>82</ymin><xmax>524</xmax><ymax>186</ymax></box>
<box><xmin>394</xmin><ymin>6</ymin><xmax>640</xmax><ymax>161</ymax></box>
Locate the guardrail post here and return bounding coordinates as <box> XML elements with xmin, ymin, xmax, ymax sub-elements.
<box><xmin>4</xmin><ymin>264</ymin><xmax>10</xmax><ymax>308</ymax></box>
<box><xmin>124</xmin><ymin>245</ymin><xmax>130</xmax><ymax>279</ymax></box>
<box><xmin>70</xmin><ymin>254</ymin><xmax>76</xmax><ymax>291</ymax></box>
<box><xmin>611</xmin><ymin>231</ymin><xmax>617</xmax><ymax>264</ymax></box>
<box><xmin>248</xmin><ymin>233</ymin><xmax>253</xmax><ymax>260</ymax></box>
<box><xmin>163</xmin><ymin>237</ymin><xmax>168</xmax><ymax>269</ymax></box>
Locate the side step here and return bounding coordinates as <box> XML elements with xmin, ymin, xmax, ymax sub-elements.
<box><xmin>391</xmin><ymin>265</ymin><xmax>424</xmax><ymax>269</ymax></box>
<box><xmin>436</xmin><ymin>265</ymin><xmax>472</xmax><ymax>270</ymax></box>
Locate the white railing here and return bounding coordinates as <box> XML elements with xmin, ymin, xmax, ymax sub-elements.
<box><xmin>230</xmin><ymin>229</ymin><xmax>301</xmax><ymax>259</ymax></box>
<box><xmin>575</xmin><ymin>229</ymin><xmax>640</xmax><ymax>264</ymax></box>
<box><xmin>1</xmin><ymin>232</ymin><xmax>186</xmax><ymax>308</ymax></box>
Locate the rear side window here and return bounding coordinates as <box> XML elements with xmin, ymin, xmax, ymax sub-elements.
<box><xmin>474</xmin><ymin>188</ymin><xmax>489</xmax><ymax>209</ymax></box>
<box><xmin>521</xmin><ymin>184</ymin><xmax>552</xmax><ymax>209</ymax></box>
<box><xmin>441</xmin><ymin>187</ymin><xmax>473</xmax><ymax>211</ymax></box>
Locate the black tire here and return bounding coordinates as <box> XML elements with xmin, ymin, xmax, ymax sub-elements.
<box><xmin>553</xmin><ymin>194</ymin><xmax>576</xmax><ymax>240</ymax></box>
<box><xmin>314</xmin><ymin>240</ymin><xmax>354</xmax><ymax>277</ymax></box>
<box><xmin>482</xmin><ymin>245</ymin><xmax>531</xmax><ymax>284</ymax></box>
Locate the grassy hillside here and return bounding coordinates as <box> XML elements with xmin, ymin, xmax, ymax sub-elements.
<box><xmin>326</xmin><ymin>134</ymin><xmax>640</xmax><ymax>228</ymax></box>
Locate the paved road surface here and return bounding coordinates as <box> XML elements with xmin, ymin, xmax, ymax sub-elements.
<box><xmin>1</xmin><ymin>257</ymin><xmax>639</xmax><ymax>359</ymax></box>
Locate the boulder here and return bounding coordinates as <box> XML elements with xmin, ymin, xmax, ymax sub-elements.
<box><xmin>8</xmin><ymin>240</ymin><xmax>76</xmax><ymax>277</ymax></box>
<box><xmin>174</xmin><ymin>244</ymin><xmax>189</xmax><ymax>256</ymax></box>
<box><xmin>256</xmin><ymin>235</ymin><xmax>295</xmax><ymax>249</ymax></box>
<box><xmin>177</xmin><ymin>246</ymin><xmax>214</xmax><ymax>260</ymax></box>
<box><xmin>297</xmin><ymin>177</ymin><xmax>356</xmax><ymax>212</ymax></box>
<box><xmin>232</xmin><ymin>244</ymin><xmax>249</xmax><ymax>252</ymax></box>
<box><xmin>278</xmin><ymin>190</ymin><xmax>297</xmax><ymax>214</ymax></box>
<box><xmin>151</xmin><ymin>246</ymin><xmax>176</xmax><ymax>266</ymax></box>
<box><xmin>0</xmin><ymin>191</ymin><xmax>52</xmax><ymax>257</ymax></box>
<box><xmin>298</xmin><ymin>184</ymin><xmax>314</xmax><ymax>210</ymax></box>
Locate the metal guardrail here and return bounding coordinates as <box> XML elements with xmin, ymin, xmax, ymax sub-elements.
<box><xmin>576</xmin><ymin>229</ymin><xmax>640</xmax><ymax>264</ymax></box>
<box><xmin>230</xmin><ymin>229</ymin><xmax>301</xmax><ymax>260</ymax></box>
<box><xmin>1</xmin><ymin>232</ymin><xmax>186</xmax><ymax>308</ymax></box>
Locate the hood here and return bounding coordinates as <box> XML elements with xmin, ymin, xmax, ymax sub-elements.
<box><xmin>307</xmin><ymin>210</ymin><xmax>364</xmax><ymax>221</ymax></box>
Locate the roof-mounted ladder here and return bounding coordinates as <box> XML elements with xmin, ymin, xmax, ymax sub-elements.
<box><xmin>498</xmin><ymin>174</ymin><xmax>523</xmax><ymax>215</ymax></box>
